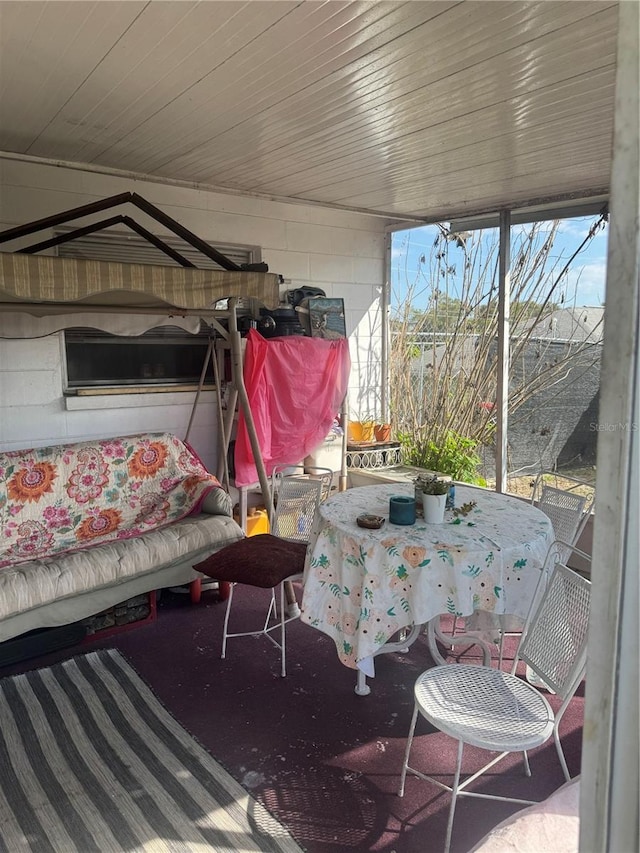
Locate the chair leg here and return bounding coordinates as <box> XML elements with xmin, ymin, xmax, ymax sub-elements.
<box><xmin>279</xmin><ymin>582</ymin><xmax>287</xmax><ymax>677</ymax></box>
<box><xmin>522</xmin><ymin>749</ymin><xmax>531</xmax><ymax>777</ymax></box>
<box><xmin>498</xmin><ymin>622</ymin><xmax>506</xmax><ymax>667</ymax></box>
<box><xmin>445</xmin><ymin>614</ymin><xmax>460</xmax><ymax>651</ymax></box>
<box><xmin>398</xmin><ymin>703</ymin><xmax>419</xmax><ymax>797</ymax></box>
<box><xmin>554</xmin><ymin>728</ymin><xmax>571</xmax><ymax>782</ymax></box>
<box><xmin>550</xmin><ymin>678</ymin><xmax>577</xmax><ymax>784</ymax></box>
<box><xmin>221</xmin><ymin>583</ymin><xmax>235</xmax><ymax>659</ymax></box>
<box><xmin>219</xmin><ymin>580</ymin><xmax>301</xmax><ymax>674</ymax></box>
<box><xmin>262</xmin><ymin>590</ymin><xmax>277</xmax><ymax>633</ymax></box>
<box><xmin>444</xmin><ymin>740</ymin><xmax>464</xmax><ymax>853</ymax></box>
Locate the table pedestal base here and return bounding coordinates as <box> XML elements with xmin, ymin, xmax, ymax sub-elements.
<box><xmin>355</xmin><ymin>671</ymin><xmax>371</xmax><ymax>696</ymax></box>
<box><xmin>354</xmin><ymin>618</ymin><xmax>493</xmax><ymax>695</ymax></box>
<box><xmin>426</xmin><ymin>618</ymin><xmax>493</xmax><ymax>667</ymax></box>
<box><xmin>354</xmin><ymin>623</ymin><xmax>422</xmax><ymax>695</ymax></box>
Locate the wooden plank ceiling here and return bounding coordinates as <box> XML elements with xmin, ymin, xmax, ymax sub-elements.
<box><xmin>0</xmin><ymin>0</ymin><xmax>618</xmax><ymax>222</ymax></box>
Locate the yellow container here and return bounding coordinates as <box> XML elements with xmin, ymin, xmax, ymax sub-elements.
<box><xmin>360</xmin><ymin>421</ymin><xmax>375</xmax><ymax>442</ymax></box>
<box><xmin>246</xmin><ymin>508</ymin><xmax>270</xmax><ymax>536</ymax></box>
<box><xmin>348</xmin><ymin>421</ymin><xmax>364</xmax><ymax>442</ymax></box>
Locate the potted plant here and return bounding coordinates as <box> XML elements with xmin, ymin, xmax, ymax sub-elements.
<box><xmin>348</xmin><ymin>413</ymin><xmax>376</xmax><ymax>443</ymax></box>
<box><xmin>374</xmin><ymin>422</ymin><xmax>392</xmax><ymax>442</ymax></box>
<box><xmin>418</xmin><ymin>475</ymin><xmax>450</xmax><ymax>523</ymax></box>
<box><xmin>399</xmin><ymin>429</ymin><xmax>485</xmax><ymax>485</ymax></box>
<box><xmin>360</xmin><ymin>419</ymin><xmax>376</xmax><ymax>442</ymax></box>
<box><xmin>413</xmin><ymin>472</ymin><xmax>449</xmax><ymax>500</ymax></box>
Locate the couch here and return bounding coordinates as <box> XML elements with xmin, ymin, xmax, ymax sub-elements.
<box><xmin>0</xmin><ymin>432</ymin><xmax>243</xmax><ymax>643</ymax></box>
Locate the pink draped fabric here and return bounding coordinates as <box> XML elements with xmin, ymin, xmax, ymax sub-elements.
<box><xmin>234</xmin><ymin>330</ymin><xmax>351</xmax><ymax>487</ymax></box>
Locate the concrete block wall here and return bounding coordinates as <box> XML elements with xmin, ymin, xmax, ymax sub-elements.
<box><xmin>0</xmin><ymin>158</ymin><xmax>388</xmax><ymax>468</ymax></box>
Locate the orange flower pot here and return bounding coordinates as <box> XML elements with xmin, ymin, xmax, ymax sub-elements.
<box><xmin>374</xmin><ymin>423</ymin><xmax>391</xmax><ymax>442</ymax></box>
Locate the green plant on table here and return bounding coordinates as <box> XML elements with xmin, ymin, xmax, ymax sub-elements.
<box><xmin>416</xmin><ymin>475</ymin><xmax>450</xmax><ymax>496</ymax></box>
<box><xmin>452</xmin><ymin>500</ymin><xmax>477</xmax><ymax>518</ymax></box>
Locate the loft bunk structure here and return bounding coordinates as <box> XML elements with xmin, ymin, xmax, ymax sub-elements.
<box><xmin>0</xmin><ymin>192</ymin><xmax>280</xmax><ymax>518</ymax></box>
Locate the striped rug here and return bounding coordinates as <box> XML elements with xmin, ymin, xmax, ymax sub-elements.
<box><xmin>0</xmin><ymin>649</ymin><xmax>303</xmax><ymax>852</ymax></box>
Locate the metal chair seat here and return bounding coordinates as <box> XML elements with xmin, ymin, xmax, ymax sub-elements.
<box><xmin>414</xmin><ymin>664</ymin><xmax>554</xmax><ymax>752</ymax></box>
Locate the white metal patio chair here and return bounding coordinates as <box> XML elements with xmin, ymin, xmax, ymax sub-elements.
<box><xmin>271</xmin><ymin>464</ymin><xmax>334</xmax><ymax>503</ymax></box>
<box><xmin>495</xmin><ymin>472</ymin><xmax>594</xmax><ymax>668</ymax></box>
<box><xmin>398</xmin><ymin>543</ymin><xmax>591</xmax><ymax>853</ymax></box>
<box><xmin>531</xmin><ymin>471</ymin><xmax>594</xmax><ymax>562</ymax></box>
<box><xmin>271</xmin><ymin>465</ymin><xmax>333</xmax><ymax>618</ymax></box>
<box><xmin>194</xmin><ymin>475</ymin><xmax>323</xmax><ymax>676</ymax></box>
<box><xmin>449</xmin><ymin>473</ymin><xmax>594</xmax><ymax>659</ymax></box>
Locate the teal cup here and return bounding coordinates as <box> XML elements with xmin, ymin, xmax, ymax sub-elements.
<box><xmin>389</xmin><ymin>495</ymin><xmax>416</xmax><ymax>525</ymax></box>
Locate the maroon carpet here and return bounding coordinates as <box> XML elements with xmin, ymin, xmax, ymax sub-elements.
<box><xmin>1</xmin><ymin>587</ymin><xmax>584</xmax><ymax>853</ymax></box>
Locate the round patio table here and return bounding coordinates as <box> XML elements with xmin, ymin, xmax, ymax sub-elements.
<box><xmin>301</xmin><ymin>483</ymin><xmax>554</xmax><ymax>694</ymax></box>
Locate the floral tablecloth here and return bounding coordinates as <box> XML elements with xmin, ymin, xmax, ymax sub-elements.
<box><xmin>301</xmin><ymin>483</ymin><xmax>554</xmax><ymax>670</ymax></box>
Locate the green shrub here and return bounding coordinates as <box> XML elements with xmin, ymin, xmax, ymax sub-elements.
<box><xmin>398</xmin><ymin>429</ymin><xmax>484</xmax><ymax>484</ymax></box>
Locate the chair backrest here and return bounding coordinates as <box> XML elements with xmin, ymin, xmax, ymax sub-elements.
<box><xmin>272</xmin><ymin>465</ymin><xmax>334</xmax><ymax>502</ymax></box>
<box><xmin>539</xmin><ymin>485</ymin><xmax>587</xmax><ymax>555</ymax></box>
<box><xmin>271</xmin><ymin>476</ymin><xmax>323</xmax><ymax>543</ymax></box>
<box><xmin>515</xmin><ymin>548</ymin><xmax>591</xmax><ymax>697</ymax></box>
<box><xmin>531</xmin><ymin>473</ymin><xmax>594</xmax><ymax>563</ymax></box>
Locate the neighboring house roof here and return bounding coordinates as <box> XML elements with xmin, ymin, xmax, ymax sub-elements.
<box><xmin>523</xmin><ymin>307</ymin><xmax>604</xmax><ymax>343</ymax></box>
<box><xmin>410</xmin><ymin>336</ymin><xmax>479</xmax><ymax>376</ymax></box>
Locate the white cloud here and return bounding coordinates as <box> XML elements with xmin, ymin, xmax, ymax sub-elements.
<box><xmin>562</xmin><ymin>261</ymin><xmax>607</xmax><ymax>306</ymax></box>
<box><xmin>558</xmin><ymin>217</ymin><xmax>608</xmax><ymax>243</ymax></box>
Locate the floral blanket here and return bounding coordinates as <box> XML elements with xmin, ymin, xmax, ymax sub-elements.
<box><xmin>0</xmin><ymin>433</ymin><xmax>223</xmax><ymax>569</ymax></box>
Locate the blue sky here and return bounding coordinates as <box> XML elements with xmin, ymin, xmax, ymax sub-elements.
<box><xmin>391</xmin><ymin>215</ymin><xmax>608</xmax><ymax>310</ymax></box>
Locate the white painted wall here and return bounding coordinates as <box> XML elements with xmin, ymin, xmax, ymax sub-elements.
<box><xmin>0</xmin><ymin>159</ymin><xmax>387</xmax><ymax>468</ymax></box>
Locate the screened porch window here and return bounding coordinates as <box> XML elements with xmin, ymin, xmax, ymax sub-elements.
<box><xmin>389</xmin><ymin>203</ymin><xmax>607</xmax><ymax>495</ymax></box>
